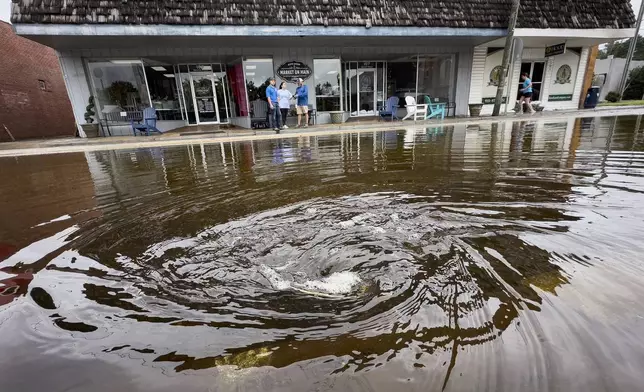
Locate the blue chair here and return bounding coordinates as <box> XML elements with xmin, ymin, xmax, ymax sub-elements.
<box><xmin>131</xmin><ymin>107</ymin><xmax>161</xmax><ymax>136</ymax></box>
<box><xmin>424</xmin><ymin>96</ymin><xmax>446</xmax><ymax>120</ymax></box>
<box><xmin>379</xmin><ymin>96</ymin><xmax>400</xmax><ymax>121</ymax></box>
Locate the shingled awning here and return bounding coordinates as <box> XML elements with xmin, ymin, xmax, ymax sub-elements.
<box><xmin>10</xmin><ymin>0</ymin><xmax>635</xmax><ymax>30</ymax></box>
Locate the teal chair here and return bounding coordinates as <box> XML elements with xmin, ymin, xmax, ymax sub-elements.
<box><xmin>423</xmin><ymin>96</ymin><xmax>446</xmax><ymax>120</ymax></box>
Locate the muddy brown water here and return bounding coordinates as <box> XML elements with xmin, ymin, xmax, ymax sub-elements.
<box><xmin>1</xmin><ymin>116</ymin><xmax>644</xmax><ymax>392</ymax></box>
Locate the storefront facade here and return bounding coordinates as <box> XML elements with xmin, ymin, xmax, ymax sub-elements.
<box><xmin>36</xmin><ymin>34</ymin><xmax>490</xmax><ymax>134</ymax></box>
<box><xmin>10</xmin><ymin>0</ymin><xmax>636</xmax><ymax>135</ymax></box>
<box><xmin>468</xmin><ymin>29</ymin><xmax>636</xmax><ymax>115</ymax></box>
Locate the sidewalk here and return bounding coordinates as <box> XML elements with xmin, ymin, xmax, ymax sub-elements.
<box><xmin>2</xmin><ymin>106</ymin><xmax>644</xmax><ymax>157</ymax></box>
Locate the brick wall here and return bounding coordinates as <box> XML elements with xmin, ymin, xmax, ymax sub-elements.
<box><xmin>0</xmin><ymin>22</ymin><xmax>75</xmax><ymax>141</ymax></box>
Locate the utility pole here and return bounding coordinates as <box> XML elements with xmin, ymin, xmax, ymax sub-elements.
<box><xmin>493</xmin><ymin>0</ymin><xmax>521</xmax><ymax>116</ymax></box>
<box><xmin>618</xmin><ymin>3</ymin><xmax>644</xmax><ymax>100</ymax></box>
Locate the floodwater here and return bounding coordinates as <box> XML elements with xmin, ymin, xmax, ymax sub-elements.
<box><xmin>1</xmin><ymin>116</ymin><xmax>644</xmax><ymax>392</ymax></box>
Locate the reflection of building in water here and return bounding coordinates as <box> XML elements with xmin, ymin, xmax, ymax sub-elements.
<box><xmin>453</xmin><ymin>118</ymin><xmax>577</xmax><ymax>170</ymax></box>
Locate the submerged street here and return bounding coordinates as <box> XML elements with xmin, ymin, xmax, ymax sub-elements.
<box><xmin>1</xmin><ymin>114</ymin><xmax>644</xmax><ymax>391</ymax></box>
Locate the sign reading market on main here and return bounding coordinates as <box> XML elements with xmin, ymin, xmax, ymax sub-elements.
<box><xmin>277</xmin><ymin>61</ymin><xmax>312</xmax><ymax>83</ymax></box>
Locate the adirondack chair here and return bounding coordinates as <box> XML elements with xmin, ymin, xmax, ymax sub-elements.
<box><xmin>131</xmin><ymin>107</ymin><xmax>161</xmax><ymax>136</ymax></box>
<box><xmin>402</xmin><ymin>96</ymin><xmax>428</xmax><ymax>121</ymax></box>
<box><xmin>424</xmin><ymin>96</ymin><xmax>446</xmax><ymax>120</ymax></box>
<box><xmin>379</xmin><ymin>96</ymin><xmax>400</xmax><ymax>121</ymax></box>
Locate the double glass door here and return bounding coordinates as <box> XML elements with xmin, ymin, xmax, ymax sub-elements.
<box><xmin>358</xmin><ymin>68</ymin><xmax>377</xmax><ymax>115</ymax></box>
<box><xmin>178</xmin><ymin>64</ymin><xmax>230</xmax><ymax>125</ymax></box>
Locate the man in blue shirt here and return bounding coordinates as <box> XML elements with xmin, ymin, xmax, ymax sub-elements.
<box><xmin>295</xmin><ymin>78</ymin><xmax>309</xmax><ymax>128</ymax></box>
<box><xmin>266</xmin><ymin>77</ymin><xmax>282</xmax><ymax>132</ymax></box>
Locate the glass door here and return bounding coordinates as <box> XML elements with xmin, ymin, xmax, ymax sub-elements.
<box><xmin>214</xmin><ymin>69</ymin><xmax>229</xmax><ymax>123</ymax></box>
<box><xmin>358</xmin><ymin>68</ymin><xmax>377</xmax><ymax>115</ymax></box>
<box><xmin>345</xmin><ymin>62</ymin><xmax>384</xmax><ymax>117</ymax></box>
<box><xmin>191</xmin><ymin>69</ymin><xmax>219</xmax><ymax>124</ymax></box>
<box><xmin>518</xmin><ymin>61</ymin><xmax>545</xmax><ymax>101</ymax></box>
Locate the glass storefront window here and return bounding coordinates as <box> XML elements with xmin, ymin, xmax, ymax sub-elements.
<box><xmin>244</xmin><ymin>58</ymin><xmax>274</xmax><ymax>125</ymax></box>
<box><xmin>313</xmin><ymin>59</ymin><xmax>342</xmax><ymax>112</ymax></box>
<box><xmin>417</xmin><ymin>56</ymin><xmax>455</xmax><ymax>103</ymax></box>
<box><xmin>88</xmin><ymin>60</ymin><xmax>150</xmax><ymax>115</ymax></box>
<box><xmin>144</xmin><ymin>64</ymin><xmax>183</xmax><ymax>121</ymax></box>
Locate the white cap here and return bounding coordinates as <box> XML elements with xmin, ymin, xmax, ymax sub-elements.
<box><xmin>298</xmin><ymin>78</ymin><xmax>304</xmax><ymax>83</ymax></box>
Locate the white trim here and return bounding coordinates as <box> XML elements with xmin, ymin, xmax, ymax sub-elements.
<box><xmin>14</xmin><ymin>24</ymin><xmax>507</xmax><ymax>38</ymax></box>
<box><xmin>515</xmin><ymin>28</ymin><xmax>634</xmax><ymax>39</ymax></box>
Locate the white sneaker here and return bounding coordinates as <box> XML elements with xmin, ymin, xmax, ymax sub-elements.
<box><xmin>282</xmin><ymin>125</ymin><xmax>289</xmax><ymax>129</ymax></box>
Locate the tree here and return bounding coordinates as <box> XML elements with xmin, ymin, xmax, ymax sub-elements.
<box><xmin>623</xmin><ymin>65</ymin><xmax>644</xmax><ymax>100</ymax></box>
<box><xmin>598</xmin><ymin>36</ymin><xmax>644</xmax><ymax>60</ymax></box>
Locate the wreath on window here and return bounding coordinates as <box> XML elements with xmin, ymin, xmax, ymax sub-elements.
<box><xmin>488</xmin><ymin>66</ymin><xmax>502</xmax><ymax>86</ymax></box>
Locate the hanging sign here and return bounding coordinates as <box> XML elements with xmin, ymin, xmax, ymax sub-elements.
<box><xmin>545</xmin><ymin>43</ymin><xmax>566</xmax><ymax>57</ymax></box>
<box><xmin>276</xmin><ymin>61</ymin><xmax>312</xmax><ymax>83</ymax></box>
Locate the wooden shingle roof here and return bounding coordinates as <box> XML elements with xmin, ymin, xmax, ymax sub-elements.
<box><xmin>10</xmin><ymin>0</ymin><xmax>635</xmax><ymax>30</ymax></box>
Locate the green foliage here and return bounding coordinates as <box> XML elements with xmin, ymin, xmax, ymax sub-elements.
<box><xmin>84</xmin><ymin>96</ymin><xmax>96</xmax><ymax>124</ymax></box>
<box><xmin>604</xmin><ymin>91</ymin><xmax>621</xmax><ymax>102</ymax></box>
<box><xmin>106</xmin><ymin>80</ymin><xmax>137</xmax><ymax>107</ymax></box>
<box><xmin>623</xmin><ymin>66</ymin><xmax>644</xmax><ymax>100</ymax></box>
<box><xmin>246</xmin><ymin>79</ymin><xmax>269</xmax><ymax>101</ymax></box>
<box><xmin>598</xmin><ymin>36</ymin><xmax>644</xmax><ymax>61</ymax></box>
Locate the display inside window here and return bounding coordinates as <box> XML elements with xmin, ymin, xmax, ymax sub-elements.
<box><xmin>313</xmin><ymin>59</ymin><xmax>341</xmax><ymax>112</ymax></box>
<box><xmin>88</xmin><ymin>60</ymin><xmax>150</xmax><ymax>116</ymax></box>
<box><xmin>144</xmin><ymin>65</ymin><xmax>183</xmax><ymax>121</ymax></box>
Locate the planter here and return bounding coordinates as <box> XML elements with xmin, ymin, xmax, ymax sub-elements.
<box><xmin>330</xmin><ymin>111</ymin><xmax>346</xmax><ymax>124</ymax></box>
<box><xmin>468</xmin><ymin>104</ymin><xmax>483</xmax><ymax>117</ymax></box>
<box><xmin>81</xmin><ymin>123</ymin><xmax>100</xmax><ymax>138</ymax></box>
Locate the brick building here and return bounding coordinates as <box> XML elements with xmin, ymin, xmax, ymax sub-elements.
<box><xmin>0</xmin><ymin>21</ymin><xmax>74</xmax><ymax>141</ymax></box>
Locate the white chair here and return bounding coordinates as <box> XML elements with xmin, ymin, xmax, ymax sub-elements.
<box><xmin>402</xmin><ymin>96</ymin><xmax>428</xmax><ymax>121</ymax></box>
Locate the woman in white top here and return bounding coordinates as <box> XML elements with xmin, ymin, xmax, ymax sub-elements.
<box><xmin>277</xmin><ymin>82</ymin><xmax>293</xmax><ymax>129</ymax></box>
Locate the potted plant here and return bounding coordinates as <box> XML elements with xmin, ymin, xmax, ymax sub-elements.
<box><xmin>468</xmin><ymin>103</ymin><xmax>483</xmax><ymax>117</ymax></box>
<box><xmin>80</xmin><ymin>96</ymin><xmax>100</xmax><ymax>138</ymax></box>
<box><xmin>330</xmin><ymin>111</ymin><xmax>346</xmax><ymax>124</ymax></box>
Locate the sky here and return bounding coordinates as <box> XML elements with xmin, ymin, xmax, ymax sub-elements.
<box><xmin>0</xmin><ymin>0</ymin><xmax>642</xmax><ymax>24</ymax></box>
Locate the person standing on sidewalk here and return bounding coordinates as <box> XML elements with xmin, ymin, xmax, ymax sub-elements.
<box><xmin>266</xmin><ymin>78</ymin><xmax>282</xmax><ymax>132</ymax></box>
<box><xmin>278</xmin><ymin>81</ymin><xmax>293</xmax><ymax>129</ymax></box>
<box><xmin>295</xmin><ymin>78</ymin><xmax>309</xmax><ymax>128</ymax></box>
<box><xmin>519</xmin><ymin>73</ymin><xmax>535</xmax><ymax>114</ymax></box>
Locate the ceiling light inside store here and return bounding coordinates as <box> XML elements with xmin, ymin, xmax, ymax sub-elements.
<box><xmin>246</xmin><ymin>65</ymin><xmax>257</xmax><ymax>70</ymax></box>
<box><xmin>151</xmin><ymin>66</ymin><xmax>167</xmax><ymax>71</ymax></box>
<box><xmin>199</xmin><ymin>65</ymin><xmax>212</xmax><ymax>70</ymax></box>
<box><xmin>110</xmin><ymin>60</ymin><xmax>142</xmax><ymax>64</ymax></box>
<box><xmin>163</xmin><ymin>74</ymin><xmax>175</xmax><ymax>78</ymax></box>
<box><xmin>246</xmin><ymin>72</ymin><xmax>255</xmax><ymax>76</ymax></box>
<box><xmin>327</xmin><ymin>71</ymin><xmax>338</xmax><ymax>74</ymax></box>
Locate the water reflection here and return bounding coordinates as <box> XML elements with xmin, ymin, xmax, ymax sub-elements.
<box><xmin>1</xmin><ymin>115</ymin><xmax>644</xmax><ymax>391</ymax></box>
